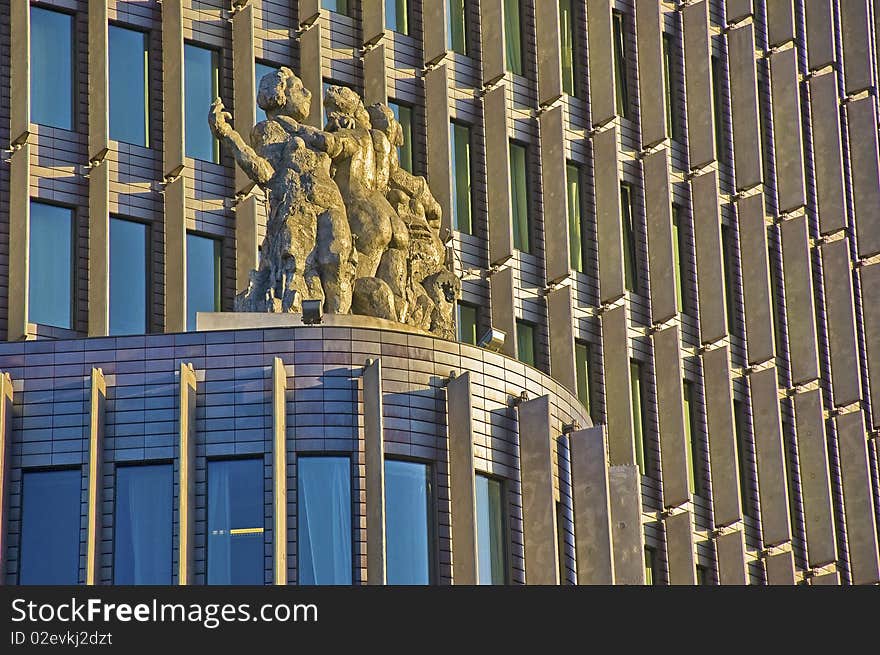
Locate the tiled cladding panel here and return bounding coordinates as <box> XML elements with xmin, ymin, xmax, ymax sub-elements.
<box><xmin>1</xmin><ymin>0</ymin><xmax>879</xmax><ymax>585</ymax></box>
<box><xmin>0</xmin><ymin>326</ymin><xmax>589</xmax><ymax>585</ymax></box>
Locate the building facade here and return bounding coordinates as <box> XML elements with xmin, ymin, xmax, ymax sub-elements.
<box><xmin>1</xmin><ymin>0</ymin><xmax>879</xmax><ymax>585</ymax></box>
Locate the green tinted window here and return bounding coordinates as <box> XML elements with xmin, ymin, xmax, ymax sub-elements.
<box><xmin>621</xmin><ymin>184</ymin><xmax>638</xmax><ymax>292</ymax></box>
<box><xmin>451</xmin><ymin>122</ymin><xmax>473</xmax><ymax>234</ymax></box>
<box><xmin>575</xmin><ymin>340</ymin><xmax>592</xmax><ymax>418</ymax></box>
<box><xmin>504</xmin><ymin>0</ymin><xmax>523</xmax><ymax>74</ymax></box>
<box><xmin>457</xmin><ymin>302</ymin><xmax>478</xmax><ymax>345</ymax></box>
<box><xmin>567</xmin><ymin>164</ymin><xmax>583</xmax><ymax>271</ymax></box>
<box><xmin>613</xmin><ymin>11</ymin><xmax>630</xmax><ymax>118</ymax></box>
<box><xmin>630</xmin><ymin>360</ymin><xmax>647</xmax><ymax>474</ymax></box>
<box><xmin>448</xmin><ymin>0</ymin><xmax>468</xmax><ymax>54</ymax></box>
<box><xmin>516</xmin><ymin>320</ymin><xmax>536</xmax><ymax>367</ymax></box>
<box><xmin>510</xmin><ymin>143</ymin><xmax>531</xmax><ymax>252</ymax></box>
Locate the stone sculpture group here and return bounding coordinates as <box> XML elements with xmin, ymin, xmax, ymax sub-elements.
<box><xmin>208</xmin><ymin>67</ymin><xmax>460</xmax><ymax>339</ymax></box>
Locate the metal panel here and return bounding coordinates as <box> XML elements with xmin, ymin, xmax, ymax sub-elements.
<box><xmin>862</xmin><ymin>263</ymin><xmax>880</xmax><ymax>428</ymax></box>
<box><xmin>298</xmin><ymin>0</ymin><xmax>320</xmax><ymax>26</ymax></box>
<box><xmin>594</xmin><ymin>127</ymin><xmax>625</xmax><ymax>303</ymax></box>
<box><xmin>750</xmin><ymin>368</ymin><xmax>792</xmax><ymax>547</ymax></box>
<box><xmin>665</xmin><ymin>511</ymin><xmax>696</xmax><ymax>585</ymax></box>
<box><xmin>88</xmin><ymin>0</ymin><xmax>109</xmax><ymax>162</ymax></box>
<box><xmin>363</xmin><ymin>358</ymin><xmax>386</xmax><ymax>585</ymax></box>
<box><xmin>766</xmin><ymin>0</ymin><xmax>795</xmax><ymax>46</ymax></box>
<box><xmin>644</xmin><ymin>149</ymin><xmax>676</xmax><ymax>323</ymax></box>
<box><xmin>88</xmin><ymin>163</ymin><xmax>110</xmax><ymax>336</ymax></box>
<box><xmin>793</xmin><ymin>390</ymin><xmax>837</xmax><ymax>567</ymax></box>
<box><xmin>636</xmin><ymin>0</ymin><xmax>666</xmax><ymax>147</ymax></box>
<box><xmin>489</xmin><ymin>267</ymin><xmax>516</xmax><ymax>359</ymax></box>
<box><xmin>609</xmin><ymin>465</ymin><xmax>645</xmax><ymax>585</ymax></box>
<box><xmin>691</xmin><ymin>171</ymin><xmax>727</xmax><ymax>344</ymax></box>
<box><xmin>840</xmin><ymin>0</ymin><xmax>873</xmax><ymax>94</ymax></box>
<box><xmin>728</xmin><ymin>24</ymin><xmax>763</xmax><ymax>191</ymax></box>
<box><xmin>547</xmin><ymin>285</ymin><xmax>576</xmax><ymax>395</ymax></box>
<box><xmin>821</xmin><ymin>239</ymin><xmax>862</xmax><ymax>406</ymax></box>
<box><xmin>0</xmin><ymin>374</ymin><xmax>12</xmax><ymax>578</ymax></box>
<box><xmin>235</xmin><ymin>196</ymin><xmax>259</xmax><ymax>297</ymax></box>
<box><xmin>765</xmin><ymin>550</ymin><xmax>796</xmax><ymax>585</ymax></box>
<box><xmin>86</xmin><ymin>368</ymin><xmax>106</xmax><ymax>585</ymax></box>
<box><xmin>683</xmin><ymin>1</ymin><xmax>715</xmax><ymax>168</ymax></box>
<box><xmin>715</xmin><ymin>530</ymin><xmax>748</xmax><ymax>585</ymax></box>
<box><xmin>485</xmin><ymin>84</ymin><xmax>513</xmax><ymax>266</ymax></box>
<box><xmin>846</xmin><ymin>97</ymin><xmax>880</xmax><ymax>258</ymax></box>
<box><xmin>835</xmin><ymin>412</ymin><xmax>880</xmax><ymax>585</ymax></box>
<box><xmin>178</xmin><ymin>363</ymin><xmax>197</xmax><ymax>585</ymax></box>
<box><xmin>232</xmin><ymin>4</ymin><xmax>256</xmax><ymax>194</ymax></box>
<box><xmin>422</xmin><ymin>0</ymin><xmax>448</xmax><ymax>66</ymax></box>
<box><xmin>480</xmin><ymin>0</ymin><xmax>505</xmax><ymax>85</ymax></box>
<box><xmin>811</xmin><ymin>571</ymin><xmax>840</xmax><ymax>585</ymax></box>
<box><xmin>702</xmin><ymin>346</ymin><xmax>742</xmax><ymax>527</ymax></box>
<box><xmin>808</xmin><ymin>73</ymin><xmax>847</xmax><ymax>235</ymax></box>
<box><xmin>363</xmin><ymin>43</ymin><xmax>388</xmax><ymax>106</ymax></box>
<box><xmin>162</xmin><ymin>0</ymin><xmax>185</xmax><ymax>178</ymax></box>
<box><xmin>447</xmin><ymin>372</ymin><xmax>478</xmax><ymax>585</ymax></box>
<box><xmin>362</xmin><ymin>0</ymin><xmax>385</xmax><ymax>46</ymax></box>
<box><xmin>570</xmin><ymin>427</ymin><xmax>614</xmax><ymax>585</ymax></box>
<box><xmin>653</xmin><ymin>326</ymin><xmax>690</xmax><ymax>508</ymax></box>
<box><xmin>9</xmin><ymin>0</ymin><xmax>29</xmax><ymax>145</ymax></box>
<box><xmin>299</xmin><ymin>24</ymin><xmax>323</xmax><ymax>129</ymax></box>
<box><xmin>517</xmin><ymin>395</ymin><xmax>560</xmax><ymax>585</ymax></box>
<box><xmin>7</xmin><ymin>144</ymin><xmax>30</xmax><ymax>342</ymax></box>
<box><xmin>587</xmin><ymin>0</ymin><xmax>615</xmax><ymax>126</ymax></box>
<box><xmin>424</xmin><ymin>64</ymin><xmax>452</xmax><ymax>241</ymax></box>
<box><xmin>541</xmin><ymin>105</ymin><xmax>570</xmax><ymax>284</ymax></box>
<box><xmin>770</xmin><ymin>48</ymin><xmax>806</xmax><ymax>212</ymax></box>
<box><xmin>737</xmin><ymin>194</ymin><xmax>775</xmax><ymax>365</ymax></box>
<box><xmin>164</xmin><ymin>176</ymin><xmax>187</xmax><ymax>333</ymax></box>
<box><xmin>273</xmin><ymin>358</ymin><xmax>287</xmax><ymax>585</ymax></box>
<box><xmin>726</xmin><ymin>0</ymin><xmax>752</xmax><ymax>22</ymax></box>
<box><xmin>804</xmin><ymin>0</ymin><xmax>836</xmax><ymax>70</ymax></box>
<box><xmin>535</xmin><ymin>0</ymin><xmax>562</xmax><ymax>106</ymax></box>
<box><xmin>602</xmin><ymin>305</ymin><xmax>634</xmax><ymax>466</ymax></box>
<box><xmin>780</xmin><ymin>216</ymin><xmax>821</xmax><ymax>384</ymax></box>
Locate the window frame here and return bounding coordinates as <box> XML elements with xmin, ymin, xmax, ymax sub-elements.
<box><xmin>630</xmin><ymin>359</ymin><xmax>649</xmax><ymax>475</ymax></box>
<box><xmin>662</xmin><ymin>32</ymin><xmax>683</xmax><ymax>142</ymax></box>
<box><xmin>28</xmin><ymin>199</ymin><xmax>76</xmax><ymax>330</ymax></box>
<box><xmin>559</xmin><ymin>0</ymin><xmax>582</xmax><ymax>98</ymax></box>
<box><xmin>566</xmin><ymin>162</ymin><xmax>585</xmax><ymax>272</ymax></box>
<box><xmin>388</xmin><ymin>100</ymin><xmax>415</xmax><ymax>174</ymax></box>
<box><xmin>475</xmin><ymin>472</ymin><xmax>509</xmax><ymax>585</ymax></box>
<box><xmin>450</xmin><ymin>120</ymin><xmax>474</xmax><ymax>235</ymax></box>
<box><xmin>509</xmin><ymin>140</ymin><xmax>532</xmax><ymax>253</ymax></box>
<box><xmin>515</xmin><ymin>319</ymin><xmax>538</xmax><ymax>368</ymax></box>
<box><xmin>30</xmin><ymin>5</ymin><xmax>76</xmax><ymax>131</ymax></box>
<box><xmin>108</xmin><ymin>22</ymin><xmax>150</xmax><ymax>147</ymax></box>
<box><xmin>612</xmin><ymin>10</ymin><xmax>631</xmax><ymax>119</ymax></box>
<box><xmin>447</xmin><ymin>0</ymin><xmax>470</xmax><ymax>55</ymax></box>
<box><xmin>575</xmin><ymin>339</ymin><xmax>593</xmax><ymax>420</ymax></box>
<box><xmin>109</xmin><ymin>214</ymin><xmax>151</xmax><ymax>335</ymax></box>
<box><xmin>620</xmin><ymin>182</ymin><xmax>639</xmax><ymax>293</ymax></box>
<box><xmin>683</xmin><ymin>379</ymin><xmax>702</xmax><ymax>496</ymax></box>
<box><xmin>185</xmin><ymin>231</ymin><xmax>223</xmax><ymax>332</ymax></box>
<box><xmin>456</xmin><ymin>301</ymin><xmax>479</xmax><ymax>345</ymax></box>
<box><xmin>503</xmin><ymin>0</ymin><xmax>524</xmax><ymax>75</ymax></box>
<box><xmin>385</xmin><ymin>0</ymin><xmax>410</xmax><ymax>35</ymax></box>
<box><xmin>384</xmin><ymin>457</ymin><xmax>437</xmax><ymax>585</ymax></box>
<box><xmin>184</xmin><ymin>41</ymin><xmax>221</xmax><ymax>164</ymax></box>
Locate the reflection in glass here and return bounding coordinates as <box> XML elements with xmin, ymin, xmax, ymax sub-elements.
<box><xmin>322</xmin><ymin>0</ymin><xmax>348</xmax><ymax>15</ymax></box>
<box><xmin>448</xmin><ymin>0</ymin><xmax>468</xmax><ymax>54</ymax></box>
<box><xmin>186</xmin><ymin>233</ymin><xmax>221</xmax><ymax>331</ymax></box>
<box><xmin>19</xmin><ymin>469</ymin><xmax>81</xmax><ymax>584</ymax></box>
<box><xmin>389</xmin><ymin>102</ymin><xmax>413</xmax><ymax>173</ymax></box>
<box><xmin>114</xmin><ymin>464</ymin><xmax>172</xmax><ymax>584</ymax></box>
<box><xmin>208</xmin><ymin>459</ymin><xmax>264</xmax><ymax>585</ymax></box>
<box><xmin>255</xmin><ymin>62</ymin><xmax>277</xmax><ymax>124</ymax></box>
<box><xmin>298</xmin><ymin>457</ymin><xmax>352</xmax><ymax>585</ymax></box>
<box><xmin>184</xmin><ymin>44</ymin><xmax>219</xmax><ymax>162</ymax></box>
<box><xmin>476</xmin><ymin>475</ymin><xmax>506</xmax><ymax>584</ymax></box>
<box><xmin>29</xmin><ymin>201</ymin><xmax>73</xmax><ymax>329</ymax></box>
<box><xmin>509</xmin><ymin>142</ymin><xmax>530</xmax><ymax>252</ymax></box>
<box><xmin>31</xmin><ymin>7</ymin><xmax>73</xmax><ymax>129</ymax></box>
<box><xmin>450</xmin><ymin>122</ymin><xmax>472</xmax><ymax>234</ymax></box>
<box><xmin>110</xmin><ymin>218</ymin><xmax>148</xmax><ymax>335</ymax></box>
<box><xmin>504</xmin><ymin>0</ymin><xmax>523</xmax><ymax>74</ymax></box>
<box><xmin>386</xmin><ymin>0</ymin><xmax>409</xmax><ymax>34</ymax></box>
<box><xmin>457</xmin><ymin>302</ymin><xmax>477</xmax><ymax>345</ymax></box>
<box><xmin>385</xmin><ymin>460</ymin><xmax>432</xmax><ymax>584</ymax></box>
<box><xmin>516</xmin><ymin>320</ymin><xmax>536</xmax><ymax>367</ymax></box>
<box><xmin>109</xmin><ymin>26</ymin><xmax>149</xmax><ymax>146</ymax></box>
<box><xmin>559</xmin><ymin>0</ymin><xmax>579</xmax><ymax>96</ymax></box>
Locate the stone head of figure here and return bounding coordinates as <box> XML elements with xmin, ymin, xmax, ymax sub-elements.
<box><xmin>367</xmin><ymin>103</ymin><xmax>404</xmax><ymax>147</ymax></box>
<box><xmin>257</xmin><ymin>67</ymin><xmax>311</xmax><ymax>122</ymax></box>
<box><xmin>323</xmin><ymin>85</ymin><xmax>371</xmax><ymax>131</ymax></box>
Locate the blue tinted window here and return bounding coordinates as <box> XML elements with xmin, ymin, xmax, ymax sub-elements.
<box><xmin>255</xmin><ymin>62</ymin><xmax>277</xmax><ymax>124</ymax></box>
<box><xmin>110</xmin><ymin>217</ymin><xmax>148</xmax><ymax>335</ymax></box>
<box><xmin>186</xmin><ymin>233</ymin><xmax>221</xmax><ymax>331</ymax></box>
<box><xmin>31</xmin><ymin>7</ymin><xmax>73</xmax><ymax>130</ymax></box>
<box><xmin>29</xmin><ymin>201</ymin><xmax>73</xmax><ymax>329</ymax></box>
<box><xmin>385</xmin><ymin>460</ymin><xmax>432</xmax><ymax>584</ymax></box>
<box><xmin>184</xmin><ymin>44</ymin><xmax>219</xmax><ymax>162</ymax></box>
<box><xmin>298</xmin><ymin>457</ymin><xmax>352</xmax><ymax>585</ymax></box>
<box><xmin>114</xmin><ymin>464</ymin><xmax>172</xmax><ymax>584</ymax></box>
<box><xmin>386</xmin><ymin>0</ymin><xmax>409</xmax><ymax>33</ymax></box>
<box><xmin>388</xmin><ymin>102</ymin><xmax>413</xmax><ymax>173</ymax></box>
<box><xmin>322</xmin><ymin>0</ymin><xmax>348</xmax><ymax>14</ymax></box>
<box><xmin>208</xmin><ymin>459</ymin><xmax>264</xmax><ymax>585</ymax></box>
<box><xmin>19</xmin><ymin>469</ymin><xmax>81</xmax><ymax>584</ymax></box>
<box><xmin>109</xmin><ymin>26</ymin><xmax>148</xmax><ymax>146</ymax></box>
<box><xmin>476</xmin><ymin>475</ymin><xmax>506</xmax><ymax>584</ymax></box>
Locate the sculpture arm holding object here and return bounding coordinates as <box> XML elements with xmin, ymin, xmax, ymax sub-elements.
<box><xmin>208</xmin><ymin>98</ymin><xmax>275</xmax><ymax>185</ymax></box>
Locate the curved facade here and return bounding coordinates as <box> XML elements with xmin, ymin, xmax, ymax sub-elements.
<box><xmin>1</xmin><ymin>0</ymin><xmax>880</xmax><ymax>584</ymax></box>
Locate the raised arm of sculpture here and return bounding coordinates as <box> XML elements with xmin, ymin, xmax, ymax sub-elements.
<box><xmin>208</xmin><ymin>98</ymin><xmax>275</xmax><ymax>185</ymax></box>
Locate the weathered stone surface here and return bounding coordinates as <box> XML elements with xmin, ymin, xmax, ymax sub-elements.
<box><xmin>210</xmin><ymin>67</ymin><xmax>460</xmax><ymax>338</ymax></box>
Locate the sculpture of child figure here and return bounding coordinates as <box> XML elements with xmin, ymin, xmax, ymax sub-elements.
<box><xmin>208</xmin><ymin>67</ymin><xmax>357</xmax><ymax>314</ymax></box>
